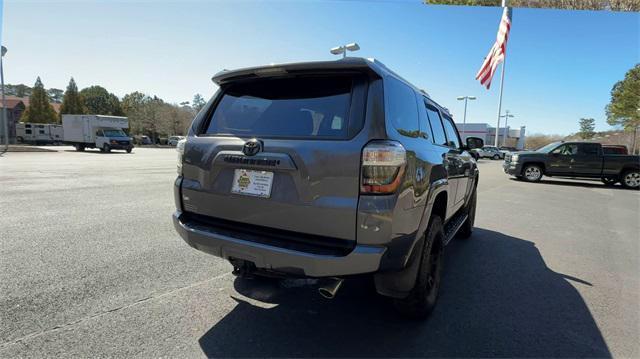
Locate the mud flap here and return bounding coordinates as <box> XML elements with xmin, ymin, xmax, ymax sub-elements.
<box><xmin>373</xmin><ymin>234</ymin><xmax>426</xmax><ymax>299</ymax></box>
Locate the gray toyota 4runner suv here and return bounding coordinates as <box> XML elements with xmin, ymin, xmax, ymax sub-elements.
<box><xmin>173</xmin><ymin>58</ymin><xmax>484</xmax><ymax>318</ymax></box>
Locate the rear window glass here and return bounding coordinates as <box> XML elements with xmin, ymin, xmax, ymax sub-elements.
<box><xmin>603</xmin><ymin>146</ymin><xmax>627</xmax><ymax>154</ymax></box>
<box><xmin>203</xmin><ymin>76</ymin><xmax>353</xmax><ymax>138</ymax></box>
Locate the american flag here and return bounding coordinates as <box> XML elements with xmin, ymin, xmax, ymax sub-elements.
<box><xmin>476</xmin><ymin>7</ymin><xmax>512</xmax><ymax>89</ymax></box>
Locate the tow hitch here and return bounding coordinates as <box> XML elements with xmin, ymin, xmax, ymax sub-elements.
<box><xmin>230</xmin><ymin>258</ymin><xmax>257</xmax><ymax>279</ymax></box>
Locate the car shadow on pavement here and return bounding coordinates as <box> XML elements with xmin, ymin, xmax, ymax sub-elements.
<box><xmin>198</xmin><ymin>228</ymin><xmax>610</xmax><ymax>358</ymax></box>
<box><xmin>511</xmin><ymin>177</ymin><xmax>627</xmax><ymax>190</ymax></box>
<box><xmin>62</xmin><ymin>150</ymin><xmax>130</xmax><ymax>154</ymax></box>
<box><xmin>540</xmin><ymin>179</ymin><xmax>630</xmax><ymax>190</ymax></box>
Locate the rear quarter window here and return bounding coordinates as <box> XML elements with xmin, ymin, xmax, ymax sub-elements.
<box><xmin>442</xmin><ymin>115</ymin><xmax>461</xmax><ymax>148</ymax></box>
<box><xmin>384</xmin><ymin>77</ymin><xmax>419</xmax><ymax>138</ymax></box>
<box><xmin>203</xmin><ymin>76</ymin><xmax>355</xmax><ymax>139</ymax></box>
<box><xmin>425</xmin><ymin>105</ymin><xmax>447</xmax><ymax>146</ymax></box>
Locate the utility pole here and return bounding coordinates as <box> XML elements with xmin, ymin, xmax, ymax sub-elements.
<box><xmin>1</xmin><ymin>46</ymin><xmax>8</xmax><ymax>151</ymax></box>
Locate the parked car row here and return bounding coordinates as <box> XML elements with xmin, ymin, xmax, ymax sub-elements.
<box><xmin>132</xmin><ymin>135</ymin><xmax>185</xmax><ymax>146</ymax></box>
<box><xmin>17</xmin><ymin>118</ymin><xmax>187</xmax><ymax>151</ymax></box>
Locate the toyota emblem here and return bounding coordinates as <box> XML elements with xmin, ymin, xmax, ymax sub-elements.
<box><xmin>242</xmin><ymin>139</ymin><xmax>262</xmax><ymax>156</ymax></box>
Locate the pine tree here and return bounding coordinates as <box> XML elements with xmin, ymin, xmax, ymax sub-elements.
<box><xmin>59</xmin><ymin>77</ymin><xmax>86</xmax><ymax>119</ymax></box>
<box><xmin>192</xmin><ymin>94</ymin><xmax>206</xmax><ymax>112</ymax></box>
<box><xmin>578</xmin><ymin>118</ymin><xmax>596</xmax><ymax>139</ymax></box>
<box><xmin>21</xmin><ymin>77</ymin><xmax>58</xmax><ymax>124</ymax></box>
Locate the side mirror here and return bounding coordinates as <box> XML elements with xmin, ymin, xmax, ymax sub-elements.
<box><xmin>466</xmin><ymin>137</ymin><xmax>484</xmax><ymax>150</ymax></box>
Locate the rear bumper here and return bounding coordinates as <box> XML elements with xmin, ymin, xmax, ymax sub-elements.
<box><xmin>172</xmin><ymin>211</ymin><xmax>386</xmax><ymax>277</ymax></box>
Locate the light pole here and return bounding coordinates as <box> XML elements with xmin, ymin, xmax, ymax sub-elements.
<box><xmin>330</xmin><ymin>43</ymin><xmax>360</xmax><ymax>58</ymax></box>
<box><xmin>1</xmin><ymin>45</ymin><xmax>7</xmax><ymax>151</ymax></box>
<box><xmin>500</xmin><ymin>110</ymin><xmax>514</xmax><ymax>147</ymax></box>
<box><xmin>456</xmin><ymin>96</ymin><xmax>476</xmax><ymax>140</ymax></box>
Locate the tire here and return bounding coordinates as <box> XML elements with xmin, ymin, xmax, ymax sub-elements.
<box><xmin>620</xmin><ymin>169</ymin><xmax>640</xmax><ymax>189</ymax></box>
<box><xmin>601</xmin><ymin>177</ymin><xmax>618</xmax><ymax>186</ymax></box>
<box><xmin>126</xmin><ymin>148</ymin><xmax>132</xmax><ymax>153</ymax></box>
<box><xmin>492</xmin><ymin>154</ymin><xmax>500</xmax><ymax>160</ymax></box>
<box><xmin>75</xmin><ymin>144</ymin><xmax>85</xmax><ymax>152</ymax></box>
<box><xmin>103</xmin><ymin>144</ymin><xmax>111</xmax><ymax>153</ymax></box>
<box><xmin>457</xmin><ymin>188</ymin><xmax>477</xmax><ymax>239</ymax></box>
<box><xmin>393</xmin><ymin>216</ymin><xmax>444</xmax><ymax>319</ymax></box>
<box><xmin>522</xmin><ymin>164</ymin><xmax>543</xmax><ymax>182</ymax></box>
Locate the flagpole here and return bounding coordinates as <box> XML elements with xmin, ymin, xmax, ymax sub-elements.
<box><xmin>494</xmin><ymin>0</ymin><xmax>509</xmax><ymax>147</ymax></box>
<box><xmin>494</xmin><ymin>59</ymin><xmax>506</xmax><ymax>147</ymax></box>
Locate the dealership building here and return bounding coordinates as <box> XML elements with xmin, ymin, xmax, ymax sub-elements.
<box><xmin>455</xmin><ymin>122</ymin><xmax>526</xmax><ymax>149</ymax></box>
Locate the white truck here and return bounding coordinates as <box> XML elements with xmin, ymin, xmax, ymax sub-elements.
<box><xmin>62</xmin><ymin>115</ymin><xmax>133</xmax><ymax>153</ymax></box>
<box><xmin>16</xmin><ymin>123</ymin><xmax>64</xmax><ymax>145</ymax></box>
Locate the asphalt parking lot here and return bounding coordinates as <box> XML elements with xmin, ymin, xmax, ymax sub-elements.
<box><xmin>1</xmin><ymin>147</ymin><xmax>638</xmax><ymax>358</ymax></box>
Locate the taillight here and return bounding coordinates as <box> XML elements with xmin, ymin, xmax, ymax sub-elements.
<box><xmin>360</xmin><ymin>141</ymin><xmax>406</xmax><ymax>194</ymax></box>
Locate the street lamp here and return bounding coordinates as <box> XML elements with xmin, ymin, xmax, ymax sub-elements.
<box><xmin>456</xmin><ymin>96</ymin><xmax>476</xmax><ymax>139</ymax></box>
<box><xmin>1</xmin><ymin>45</ymin><xmax>7</xmax><ymax>151</ymax></box>
<box><xmin>499</xmin><ymin>110</ymin><xmax>515</xmax><ymax>147</ymax></box>
<box><xmin>330</xmin><ymin>43</ymin><xmax>360</xmax><ymax>58</ymax></box>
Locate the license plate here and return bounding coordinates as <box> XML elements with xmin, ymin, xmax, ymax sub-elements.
<box><xmin>231</xmin><ymin>169</ymin><xmax>274</xmax><ymax>198</ymax></box>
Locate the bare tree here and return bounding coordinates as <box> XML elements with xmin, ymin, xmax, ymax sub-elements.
<box><xmin>424</xmin><ymin>0</ymin><xmax>640</xmax><ymax>11</ymax></box>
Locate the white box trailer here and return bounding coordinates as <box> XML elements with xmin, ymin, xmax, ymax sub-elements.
<box><xmin>16</xmin><ymin>123</ymin><xmax>64</xmax><ymax>145</ymax></box>
<box><xmin>62</xmin><ymin>115</ymin><xmax>133</xmax><ymax>153</ymax></box>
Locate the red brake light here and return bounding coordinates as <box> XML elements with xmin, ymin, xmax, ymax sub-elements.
<box><xmin>360</xmin><ymin>141</ymin><xmax>406</xmax><ymax>194</ymax></box>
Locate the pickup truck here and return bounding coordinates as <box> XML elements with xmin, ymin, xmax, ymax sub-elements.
<box><xmin>503</xmin><ymin>141</ymin><xmax>640</xmax><ymax>189</ymax></box>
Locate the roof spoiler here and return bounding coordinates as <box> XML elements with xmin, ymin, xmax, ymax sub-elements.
<box><xmin>211</xmin><ymin>58</ymin><xmax>381</xmax><ymax>85</ymax></box>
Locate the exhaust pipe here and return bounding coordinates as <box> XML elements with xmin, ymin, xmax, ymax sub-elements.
<box><xmin>318</xmin><ymin>277</ymin><xmax>344</xmax><ymax>299</ymax></box>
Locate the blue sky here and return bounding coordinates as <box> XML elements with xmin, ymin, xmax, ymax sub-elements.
<box><xmin>1</xmin><ymin>0</ymin><xmax>638</xmax><ymax>134</ymax></box>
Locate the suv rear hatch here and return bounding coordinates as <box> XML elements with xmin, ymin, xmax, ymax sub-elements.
<box><xmin>180</xmin><ymin>73</ymin><xmax>370</xmax><ymax>245</ymax></box>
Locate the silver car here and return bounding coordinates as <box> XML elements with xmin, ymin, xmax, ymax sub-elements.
<box><xmin>168</xmin><ymin>136</ymin><xmax>185</xmax><ymax>146</ymax></box>
<box><xmin>479</xmin><ymin>146</ymin><xmax>505</xmax><ymax>160</ymax></box>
